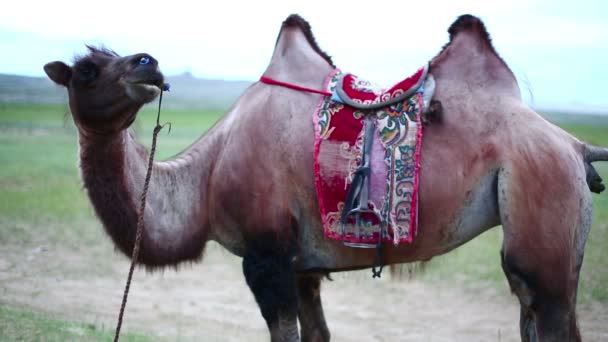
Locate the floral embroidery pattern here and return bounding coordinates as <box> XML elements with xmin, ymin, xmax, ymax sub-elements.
<box><xmin>395</xmin><ymin>145</ymin><xmax>416</xmax><ymax>181</ymax></box>
<box><xmin>379</xmin><ymin>92</ymin><xmax>424</xmax><ymax>244</ymax></box>
<box><xmin>317</xmin><ymin>72</ymin><xmax>343</xmax><ymax>139</ymax></box>
<box><xmin>349</xmin><ymin>77</ymin><xmax>384</xmax><ymax>95</ymax></box>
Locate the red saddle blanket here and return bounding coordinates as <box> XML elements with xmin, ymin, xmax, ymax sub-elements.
<box><xmin>313</xmin><ymin>66</ymin><xmax>427</xmax><ymax>245</ymax></box>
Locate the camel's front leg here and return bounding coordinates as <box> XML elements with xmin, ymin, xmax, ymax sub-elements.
<box><xmin>243</xmin><ymin>236</ymin><xmax>299</xmax><ymax>342</ymax></box>
<box><xmin>297</xmin><ymin>274</ymin><xmax>331</xmax><ymax>342</ymax></box>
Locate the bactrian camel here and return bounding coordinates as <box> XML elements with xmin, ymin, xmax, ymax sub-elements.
<box><xmin>44</xmin><ymin>14</ymin><xmax>608</xmax><ymax>342</ymax></box>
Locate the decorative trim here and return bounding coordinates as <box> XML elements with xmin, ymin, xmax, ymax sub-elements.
<box><xmin>335</xmin><ymin>64</ymin><xmax>429</xmax><ymax>110</ymax></box>
<box><xmin>313</xmin><ymin>69</ymin><xmax>341</xmax><ymax>231</ymax></box>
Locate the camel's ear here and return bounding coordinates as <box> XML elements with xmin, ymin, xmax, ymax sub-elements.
<box><xmin>44</xmin><ymin>61</ymin><xmax>72</xmax><ymax>87</ymax></box>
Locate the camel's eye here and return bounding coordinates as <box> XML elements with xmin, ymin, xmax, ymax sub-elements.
<box><xmin>75</xmin><ymin>61</ymin><xmax>98</xmax><ymax>83</ymax></box>
<box><xmin>139</xmin><ymin>56</ymin><xmax>151</xmax><ymax>65</ymax></box>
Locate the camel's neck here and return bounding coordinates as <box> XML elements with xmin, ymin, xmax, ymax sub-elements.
<box><xmin>78</xmin><ymin>128</ymin><xmax>216</xmax><ymax>267</ymax></box>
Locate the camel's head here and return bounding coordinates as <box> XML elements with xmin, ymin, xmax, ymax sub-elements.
<box><xmin>44</xmin><ymin>46</ymin><xmax>165</xmax><ymax>134</ymax></box>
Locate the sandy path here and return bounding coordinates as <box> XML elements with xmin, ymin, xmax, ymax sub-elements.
<box><xmin>1</xmin><ymin>242</ymin><xmax>606</xmax><ymax>341</ymax></box>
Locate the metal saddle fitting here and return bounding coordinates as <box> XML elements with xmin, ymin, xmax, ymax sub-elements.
<box><xmin>339</xmin><ymin>116</ymin><xmax>386</xmax><ymax>277</ymax></box>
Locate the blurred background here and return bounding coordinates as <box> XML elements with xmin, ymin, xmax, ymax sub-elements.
<box><xmin>2</xmin><ymin>0</ymin><xmax>608</xmax><ymax>112</ymax></box>
<box><xmin>0</xmin><ymin>0</ymin><xmax>606</xmax><ymax>340</ymax></box>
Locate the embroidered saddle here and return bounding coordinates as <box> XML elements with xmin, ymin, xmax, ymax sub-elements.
<box><xmin>313</xmin><ymin>65</ymin><xmax>434</xmax><ymax>246</ymax></box>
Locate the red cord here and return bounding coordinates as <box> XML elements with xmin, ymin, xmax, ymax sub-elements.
<box><xmin>260</xmin><ymin>76</ymin><xmax>332</xmax><ymax>97</ymax></box>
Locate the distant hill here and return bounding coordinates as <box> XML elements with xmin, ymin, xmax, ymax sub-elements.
<box><xmin>158</xmin><ymin>72</ymin><xmax>252</xmax><ymax>109</ymax></box>
<box><xmin>0</xmin><ymin>72</ymin><xmax>253</xmax><ymax>109</ymax></box>
<box><xmin>1</xmin><ymin>73</ymin><xmax>606</xmax><ymax>119</ymax></box>
<box><xmin>0</xmin><ymin>73</ymin><xmax>67</xmax><ymax>104</ymax></box>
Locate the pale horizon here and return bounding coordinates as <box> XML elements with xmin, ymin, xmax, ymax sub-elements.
<box><xmin>1</xmin><ymin>0</ymin><xmax>607</xmax><ymax>111</ymax></box>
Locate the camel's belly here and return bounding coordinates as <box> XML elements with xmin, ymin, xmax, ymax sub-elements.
<box><xmin>294</xmin><ymin>169</ymin><xmax>501</xmax><ymax>272</ymax></box>
<box><xmin>432</xmin><ymin>168</ymin><xmax>501</xmax><ymax>252</ymax></box>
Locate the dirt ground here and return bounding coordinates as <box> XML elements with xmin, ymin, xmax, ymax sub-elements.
<box><xmin>1</xmin><ymin>241</ymin><xmax>607</xmax><ymax>341</ymax></box>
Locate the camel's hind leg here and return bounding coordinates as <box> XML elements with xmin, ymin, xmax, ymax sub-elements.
<box><xmin>243</xmin><ymin>236</ymin><xmax>299</xmax><ymax>342</ymax></box>
<box><xmin>497</xmin><ymin>163</ymin><xmax>592</xmax><ymax>342</ymax></box>
<box><xmin>296</xmin><ymin>274</ymin><xmax>331</xmax><ymax>342</ymax></box>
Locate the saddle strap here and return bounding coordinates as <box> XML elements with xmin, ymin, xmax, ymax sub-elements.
<box><xmin>340</xmin><ymin>117</ymin><xmax>376</xmax><ymax>227</ymax></box>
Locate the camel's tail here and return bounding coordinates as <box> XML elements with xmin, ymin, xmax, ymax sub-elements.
<box><xmin>583</xmin><ymin>144</ymin><xmax>608</xmax><ymax>193</ymax></box>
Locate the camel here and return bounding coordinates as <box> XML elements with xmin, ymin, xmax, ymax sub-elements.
<box><xmin>43</xmin><ymin>14</ymin><xmax>607</xmax><ymax>342</ymax></box>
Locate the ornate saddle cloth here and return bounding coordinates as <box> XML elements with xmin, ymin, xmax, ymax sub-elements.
<box><xmin>313</xmin><ymin>65</ymin><xmax>429</xmax><ymax>245</ymax></box>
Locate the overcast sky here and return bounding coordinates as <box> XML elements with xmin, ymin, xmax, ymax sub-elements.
<box><xmin>1</xmin><ymin>0</ymin><xmax>607</xmax><ymax>110</ymax></box>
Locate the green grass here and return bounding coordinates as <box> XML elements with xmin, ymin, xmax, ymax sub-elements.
<box><xmin>0</xmin><ymin>103</ymin><xmax>607</xmax><ymax>337</ymax></box>
<box><xmin>0</xmin><ymin>304</ymin><xmax>156</xmax><ymax>341</ymax></box>
<box><xmin>0</xmin><ymin>103</ymin><xmax>71</xmax><ymax>128</ymax></box>
<box><xmin>560</xmin><ymin>124</ymin><xmax>608</xmax><ymax>147</ymax></box>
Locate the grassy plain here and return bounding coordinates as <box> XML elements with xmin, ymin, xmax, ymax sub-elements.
<box><xmin>0</xmin><ymin>104</ymin><xmax>224</xmax><ymax>340</ymax></box>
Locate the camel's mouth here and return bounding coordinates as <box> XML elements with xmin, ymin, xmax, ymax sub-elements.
<box><xmin>123</xmin><ymin>77</ymin><xmax>164</xmax><ymax>102</ymax></box>
<box><xmin>127</xmin><ymin>76</ymin><xmax>165</xmax><ymax>89</ymax></box>
<box><xmin>130</xmin><ymin>81</ymin><xmax>163</xmax><ymax>92</ymax></box>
